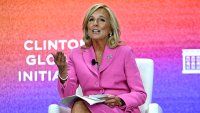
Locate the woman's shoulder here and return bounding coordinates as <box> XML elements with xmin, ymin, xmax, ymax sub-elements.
<box><xmin>116</xmin><ymin>45</ymin><xmax>133</xmax><ymax>52</ymax></box>
<box><xmin>68</xmin><ymin>47</ymin><xmax>83</xmax><ymax>56</ymax></box>
<box><xmin>70</xmin><ymin>46</ymin><xmax>91</xmax><ymax>55</ymax></box>
<box><xmin>71</xmin><ymin>47</ymin><xmax>81</xmax><ymax>52</ymax></box>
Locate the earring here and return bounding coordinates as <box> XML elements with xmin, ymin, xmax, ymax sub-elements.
<box><xmin>109</xmin><ymin>32</ymin><xmax>112</xmax><ymax>37</ymax></box>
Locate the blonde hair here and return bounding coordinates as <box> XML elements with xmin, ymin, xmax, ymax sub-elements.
<box><xmin>82</xmin><ymin>3</ymin><xmax>120</xmax><ymax>48</ymax></box>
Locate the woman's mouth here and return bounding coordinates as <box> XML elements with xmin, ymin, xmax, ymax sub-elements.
<box><xmin>92</xmin><ymin>29</ymin><xmax>100</xmax><ymax>33</ymax></box>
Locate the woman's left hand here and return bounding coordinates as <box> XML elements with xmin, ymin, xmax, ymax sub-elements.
<box><xmin>102</xmin><ymin>95</ymin><xmax>124</xmax><ymax>107</ymax></box>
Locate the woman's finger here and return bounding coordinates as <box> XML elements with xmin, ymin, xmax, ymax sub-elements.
<box><xmin>57</xmin><ymin>52</ymin><xmax>62</xmax><ymax>61</ymax></box>
<box><xmin>51</xmin><ymin>53</ymin><xmax>56</xmax><ymax>59</ymax></box>
<box><xmin>103</xmin><ymin>95</ymin><xmax>122</xmax><ymax>107</ymax></box>
<box><xmin>105</xmin><ymin>98</ymin><xmax>116</xmax><ymax>103</ymax></box>
<box><xmin>107</xmin><ymin>103</ymin><xmax>115</xmax><ymax>108</ymax></box>
<box><xmin>63</xmin><ymin>55</ymin><xmax>66</xmax><ymax>62</ymax></box>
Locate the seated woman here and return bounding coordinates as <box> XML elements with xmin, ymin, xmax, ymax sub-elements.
<box><xmin>52</xmin><ymin>3</ymin><xmax>147</xmax><ymax>113</ymax></box>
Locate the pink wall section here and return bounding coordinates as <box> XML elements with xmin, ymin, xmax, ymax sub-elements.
<box><xmin>0</xmin><ymin>0</ymin><xmax>200</xmax><ymax>113</ymax></box>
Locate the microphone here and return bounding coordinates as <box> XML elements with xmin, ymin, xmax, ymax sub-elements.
<box><xmin>91</xmin><ymin>59</ymin><xmax>98</xmax><ymax>65</ymax></box>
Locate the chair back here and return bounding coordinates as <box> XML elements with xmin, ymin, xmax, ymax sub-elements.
<box><xmin>136</xmin><ymin>58</ymin><xmax>154</xmax><ymax>113</ymax></box>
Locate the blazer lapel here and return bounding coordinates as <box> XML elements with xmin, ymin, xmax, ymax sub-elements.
<box><xmin>82</xmin><ymin>47</ymin><xmax>98</xmax><ymax>76</ymax></box>
<box><xmin>99</xmin><ymin>46</ymin><xmax>117</xmax><ymax>73</ymax></box>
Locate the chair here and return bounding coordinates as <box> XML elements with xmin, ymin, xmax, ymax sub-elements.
<box><xmin>48</xmin><ymin>58</ymin><xmax>163</xmax><ymax>113</ymax></box>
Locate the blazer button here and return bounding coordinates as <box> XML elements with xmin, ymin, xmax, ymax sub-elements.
<box><xmin>95</xmin><ymin>82</ymin><xmax>99</xmax><ymax>86</ymax></box>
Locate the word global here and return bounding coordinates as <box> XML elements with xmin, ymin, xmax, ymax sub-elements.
<box><xmin>18</xmin><ymin>70</ymin><xmax>59</xmax><ymax>82</ymax></box>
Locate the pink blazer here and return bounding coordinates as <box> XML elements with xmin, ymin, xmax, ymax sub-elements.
<box><xmin>58</xmin><ymin>45</ymin><xmax>147</xmax><ymax>113</ymax></box>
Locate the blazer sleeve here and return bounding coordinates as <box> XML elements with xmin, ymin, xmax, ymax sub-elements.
<box><xmin>118</xmin><ymin>48</ymin><xmax>147</xmax><ymax>112</ymax></box>
<box><xmin>57</xmin><ymin>50</ymin><xmax>79</xmax><ymax>98</ymax></box>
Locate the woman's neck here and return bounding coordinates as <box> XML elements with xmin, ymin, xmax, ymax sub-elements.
<box><xmin>92</xmin><ymin>39</ymin><xmax>107</xmax><ymax>64</ymax></box>
<box><xmin>92</xmin><ymin>38</ymin><xmax>106</xmax><ymax>51</ymax></box>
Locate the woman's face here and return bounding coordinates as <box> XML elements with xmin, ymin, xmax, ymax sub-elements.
<box><xmin>87</xmin><ymin>8</ymin><xmax>111</xmax><ymax>40</ymax></box>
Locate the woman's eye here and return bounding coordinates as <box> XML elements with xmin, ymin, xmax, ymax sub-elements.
<box><xmin>100</xmin><ymin>19</ymin><xmax>105</xmax><ymax>22</ymax></box>
<box><xmin>89</xmin><ymin>18</ymin><xmax>94</xmax><ymax>21</ymax></box>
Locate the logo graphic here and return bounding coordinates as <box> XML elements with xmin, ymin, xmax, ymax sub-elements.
<box><xmin>182</xmin><ymin>49</ymin><xmax>200</xmax><ymax>74</ymax></box>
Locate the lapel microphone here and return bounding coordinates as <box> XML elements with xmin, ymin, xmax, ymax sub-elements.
<box><xmin>91</xmin><ymin>59</ymin><xmax>98</xmax><ymax>65</ymax></box>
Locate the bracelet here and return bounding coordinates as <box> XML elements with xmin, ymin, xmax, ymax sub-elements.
<box><xmin>58</xmin><ymin>74</ymin><xmax>68</xmax><ymax>81</ymax></box>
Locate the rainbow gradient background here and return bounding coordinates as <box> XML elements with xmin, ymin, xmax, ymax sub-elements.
<box><xmin>0</xmin><ymin>0</ymin><xmax>200</xmax><ymax>113</ymax></box>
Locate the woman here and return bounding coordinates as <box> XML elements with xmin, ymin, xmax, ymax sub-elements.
<box><xmin>52</xmin><ymin>3</ymin><xmax>147</xmax><ymax>113</ymax></box>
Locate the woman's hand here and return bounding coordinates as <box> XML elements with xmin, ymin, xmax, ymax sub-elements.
<box><xmin>102</xmin><ymin>95</ymin><xmax>125</xmax><ymax>107</ymax></box>
<box><xmin>51</xmin><ymin>52</ymin><xmax>68</xmax><ymax>81</ymax></box>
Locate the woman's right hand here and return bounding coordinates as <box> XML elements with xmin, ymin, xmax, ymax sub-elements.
<box><xmin>51</xmin><ymin>52</ymin><xmax>68</xmax><ymax>80</ymax></box>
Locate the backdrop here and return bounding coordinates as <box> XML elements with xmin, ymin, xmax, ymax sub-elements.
<box><xmin>0</xmin><ymin>0</ymin><xmax>200</xmax><ymax>113</ymax></box>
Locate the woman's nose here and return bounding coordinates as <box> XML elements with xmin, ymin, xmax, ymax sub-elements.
<box><xmin>93</xmin><ymin>20</ymin><xmax>98</xmax><ymax>26</ymax></box>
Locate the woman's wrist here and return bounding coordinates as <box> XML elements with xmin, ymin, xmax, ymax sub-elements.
<box><xmin>58</xmin><ymin>73</ymin><xmax>68</xmax><ymax>81</ymax></box>
<box><xmin>58</xmin><ymin>66</ymin><xmax>68</xmax><ymax>81</ymax></box>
